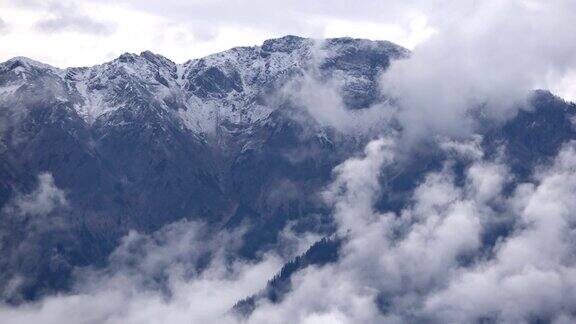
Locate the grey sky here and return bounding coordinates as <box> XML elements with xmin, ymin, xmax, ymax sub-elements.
<box><xmin>0</xmin><ymin>0</ymin><xmax>433</xmax><ymax>67</ymax></box>
<box><xmin>34</xmin><ymin>1</ymin><xmax>115</xmax><ymax>35</ymax></box>
<box><xmin>0</xmin><ymin>17</ymin><xmax>7</xmax><ymax>35</ymax></box>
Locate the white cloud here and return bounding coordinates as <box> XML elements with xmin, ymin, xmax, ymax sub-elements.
<box><xmin>247</xmin><ymin>138</ymin><xmax>576</xmax><ymax>323</ymax></box>
<box><xmin>0</xmin><ymin>220</ymin><xmax>285</xmax><ymax>324</ymax></box>
<box><xmin>0</xmin><ymin>173</ymin><xmax>69</xmax><ymax>301</ymax></box>
<box><xmin>278</xmin><ymin>56</ymin><xmax>398</xmax><ymax>135</ymax></box>
<box><xmin>9</xmin><ymin>175</ymin><xmax>65</xmax><ymax>210</ymax></box>
<box><xmin>2</xmin><ymin>139</ymin><xmax>576</xmax><ymax>323</ymax></box>
<box><xmin>380</xmin><ymin>0</ymin><xmax>576</xmax><ymax>142</ymax></box>
<box><xmin>438</xmin><ymin>135</ymin><xmax>484</xmax><ymax>161</ymax></box>
<box><xmin>8</xmin><ymin>173</ymin><xmax>68</xmax><ymax>216</ymax></box>
<box><xmin>424</xmin><ymin>142</ymin><xmax>576</xmax><ymax>322</ymax></box>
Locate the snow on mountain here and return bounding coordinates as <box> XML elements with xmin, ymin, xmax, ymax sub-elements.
<box><xmin>0</xmin><ymin>36</ymin><xmax>409</xmax><ymax>135</ymax></box>
<box><xmin>0</xmin><ymin>36</ymin><xmax>410</xmax><ymax>300</ymax></box>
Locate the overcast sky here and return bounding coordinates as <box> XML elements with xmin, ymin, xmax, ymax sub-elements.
<box><xmin>0</xmin><ymin>0</ymin><xmax>434</xmax><ymax>67</ymax></box>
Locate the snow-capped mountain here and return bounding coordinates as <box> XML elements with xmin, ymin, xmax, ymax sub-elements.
<box><xmin>0</xmin><ymin>35</ymin><xmax>574</xmax><ymax>306</ymax></box>
<box><xmin>0</xmin><ymin>36</ymin><xmax>408</xmax><ymax>300</ymax></box>
<box><xmin>0</xmin><ymin>36</ymin><xmax>407</xmax><ymax>134</ymax></box>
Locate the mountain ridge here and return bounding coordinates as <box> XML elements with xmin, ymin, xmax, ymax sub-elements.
<box><xmin>0</xmin><ymin>35</ymin><xmax>409</xmax><ymax>134</ymax></box>
<box><xmin>0</xmin><ymin>35</ymin><xmax>408</xmax><ymax>300</ymax></box>
<box><xmin>1</xmin><ymin>35</ymin><xmax>409</xmax><ymax>69</ymax></box>
<box><xmin>1</xmin><ymin>35</ymin><xmax>575</xmax><ymax>308</ymax></box>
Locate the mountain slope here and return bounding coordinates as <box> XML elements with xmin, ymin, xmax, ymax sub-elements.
<box><xmin>0</xmin><ymin>36</ymin><xmax>408</xmax><ymax>300</ymax></box>
<box><xmin>1</xmin><ymin>35</ymin><xmax>574</xmax><ymax>306</ymax></box>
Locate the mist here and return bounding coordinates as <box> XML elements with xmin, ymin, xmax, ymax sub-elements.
<box><xmin>381</xmin><ymin>0</ymin><xmax>576</xmax><ymax>143</ymax></box>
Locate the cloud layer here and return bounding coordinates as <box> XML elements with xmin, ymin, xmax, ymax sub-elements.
<box><xmin>380</xmin><ymin>0</ymin><xmax>576</xmax><ymax>142</ymax></box>
<box><xmin>247</xmin><ymin>137</ymin><xmax>576</xmax><ymax>323</ymax></box>
<box><xmin>0</xmin><ymin>220</ymin><xmax>285</xmax><ymax>324</ymax></box>
<box><xmin>3</xmin><ymin>135</ymin><xmax>576</xmax><ymax>323</ymax></box>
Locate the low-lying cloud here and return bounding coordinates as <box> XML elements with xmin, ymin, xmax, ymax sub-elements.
<box><xmin>7</xmin><ymin>173</ymin><xmax>68</xmax><ymax>217</ymax></box>
<box><xmin>4</xmin><ymin>135</ymin><xmax>576</xmax><ymax>323</ymax></box>
<box><xmin>274</xmin><ymin>39</ymin><xmax>398</xmax><ymax>136</ymax></box>
<box><xmin>282</xmin><ymin>71</ymin><xmax>397</xmax><ymax>136</ymax></box>
<box><xmin>0</xmin><ymin>220</ymin><xmax>285</xmax><ymax>324</ymax></box>
<box><xmin>0</xmin><ymin>173</ymin><xmax>69</xmax><ymax>301</ymax></box>
<box><xmin>269</xmin><ymin>0</ymin><xmax>576</xmax><ymax>145</ymax></box>
<box><xmin>245</xmin><ymin>137</ymin><xmax>576</xmax><ymax>323</ymax></box>
<box><xmin>380</xmin><ymin>0</ymin><xmax>576</xmax><ymax>143</ymax></box>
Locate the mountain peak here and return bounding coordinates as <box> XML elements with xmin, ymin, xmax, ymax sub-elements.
<box><xmin>1</xmin><ymin>56</ymin><xmax>57</xmax><ymax>71</ymax></box>
<box><xmin>261</xmin><ymin>35</ymin><xmax>311</xmax><ymax>53</ymax></box>
<box><xmin>116</xmin><ymin>52</ymin><xmax>140</xmax><ymax>64</ymax></box>
<box><xmin>139</xmin><ymin>50</ymin><xmax>175</xmax><ymax>67</ymax></box>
